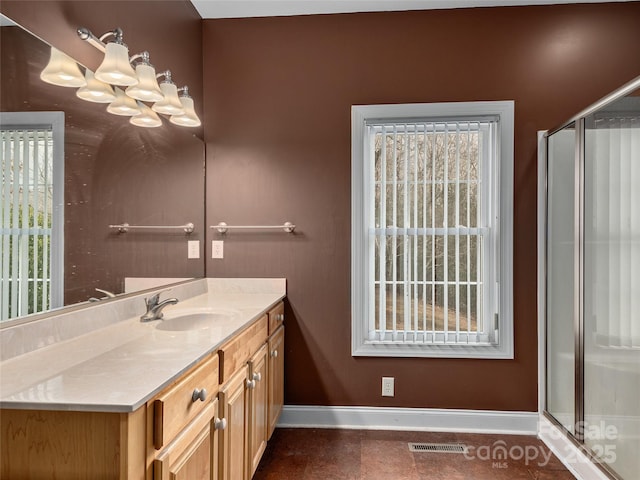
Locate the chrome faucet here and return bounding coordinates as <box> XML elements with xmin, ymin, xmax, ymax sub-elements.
<box><xmin>140</xmin><ymin>292</ymin><xmax>178</xmax><ymax>322</ymax></box>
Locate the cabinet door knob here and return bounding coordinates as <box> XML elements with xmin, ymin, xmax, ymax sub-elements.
<box><xmin>246</xmin><ymin>379</ymin><xmax>256</xmax><ymax>389</ymax></box>
<box><xmin>252</xmin><ymin>372</ymin><xmax>262</xmax><ymax>382</ymax></box>
<box><xmin>191</xmin><ymin>388</ymin><xmax>207</xmax><ymax>402</ymax></box>
<box><xmin>270</xmin><ymin>350</ymin><xmax>278</xmax><ymax>358</ymax></box>
<box><xmin>214</xmin><ymin>417</ymin><xmax>227</xmax><ymax>431</ymax></box>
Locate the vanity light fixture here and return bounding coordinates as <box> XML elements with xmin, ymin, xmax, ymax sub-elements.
<box><xmin>76</xmin><ymin>69</ymin><xmax>116</xmax><ymax>103</ymax></box>
<box><xmin>170</xmin><ymin>87</ymin><xmax>201</xmax><ymax>127</ymax></box>
<box><xmin>40</xmin><ymin>47</ymin><xmax>87</xmax><ymax>87</ymax></box>
<box><xmin>77</xmin><ymin>27</ymin><xmax>138</xmax><ymax>86</ymax></box>
<box><xmin>152</xmin><ymin>71</ymin><xmax>185</xmax><ymax>116</ymax></box>
<box><xmin>107</xmin><ymin>88</ymin><xmax>141</xmax><ymax>116</ymax></box>
<box><xmin>130</xmin><ymin>101</ymin><xmax>162</xmax><ymax>128</ymax></box>
<box><xmin>125</xmin><ymin>52</ymin><xmax>163</xmax><ymax>102</ymax></box>
<box><xmin>49</xmin><ymin>26</ymin><xmax>201</xmax><ymax>128</ymax></box>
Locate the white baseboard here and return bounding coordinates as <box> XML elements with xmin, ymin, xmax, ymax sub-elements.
<box><xmin>538</xmin><ymin>414</ymin><xmax>612</xmax><ymax>480</ymax></box>
<box><xmin>278</xmin><ymin>405</ymin><xmax>538</xmax><ymax>435</ymax></box>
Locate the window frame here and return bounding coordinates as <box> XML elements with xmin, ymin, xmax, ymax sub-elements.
<box><xmin>351</xmin><ymin>101</ymin><xmax>514</xmax><ymax>359</ymax></box>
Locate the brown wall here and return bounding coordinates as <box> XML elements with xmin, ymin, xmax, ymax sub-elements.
<box><xmin>1</xmin><ymin>1</ymin><xmax>205</xmax><ymax>304</ymax></box>
<box><xmin>203</xmin><ymin>3</ymin><xmax>640</xmax><ymax>411</ymax></box>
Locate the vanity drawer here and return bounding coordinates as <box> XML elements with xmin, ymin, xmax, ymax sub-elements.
<box><xmin>219</xmin><ymin>315</ymin><xmax>268</xmax><ymax>384</ymax></box>
<box><xmin>267</xmin><ymin>302</ymin><xmax>285</xmax><ymax>335</ymax></box>
<box><xmin>152</xmin><ymin>353</ymin><xmax>219</xmax><ymax>450</ymax></box>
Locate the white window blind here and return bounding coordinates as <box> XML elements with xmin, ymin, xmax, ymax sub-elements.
<box><xmin>368</xmin><ymin>120</ymin><xmax>494</xmax><ymax>345</ymax></box>
<box><xmin>1</xmin><ymin>113</ymin><xmax>63</xmax><ymax>321</ymax></box>
<box><xmin>352</xmin><ymin>101</ymin><xmax>514</xmax><ymax>358</ymax></box>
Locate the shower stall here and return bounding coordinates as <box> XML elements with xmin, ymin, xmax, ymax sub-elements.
<box><xmin>540</xmin><ymin>76</ymin><xmax>640</xmax><ymax>480</ymax></box>
<box><xmin>539</xmin><ymin>77</ymin><xmax>640</xmax><ymax>480</ymax></box>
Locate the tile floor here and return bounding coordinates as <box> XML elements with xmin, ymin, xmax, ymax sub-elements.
<box><xmin>254</xmin><ymin>428</ymin><xmax>576</xmax><ymax>480</ymax></box>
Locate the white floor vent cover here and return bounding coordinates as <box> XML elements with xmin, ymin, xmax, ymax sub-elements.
<box><xmin>408</xmin><ymin>443</ymin><xmax>468</xmax><ymax>454</ymax></box>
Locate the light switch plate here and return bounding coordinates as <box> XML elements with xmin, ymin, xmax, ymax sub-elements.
<box><xmin>212</xmin><ymin>240</ymin><xmax>224</xmax><ymax>259</ymax></box>
<box><xmin>187</xmin><ymin>240</ymin><xmax>200</xmax><ymax>259</ymax></box>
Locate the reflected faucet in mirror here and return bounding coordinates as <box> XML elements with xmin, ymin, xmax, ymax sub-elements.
<box><xmin>88</xmin><ymin>288</ymin><xmax>117</xmax><ymax>302</ymax></box>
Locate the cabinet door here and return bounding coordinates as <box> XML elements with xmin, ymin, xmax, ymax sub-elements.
<box><xmin>267</xmin><ymin>325</ymin><xmax>285</xmax><ymax>439</ymax></box>
<box><xmin>154</xmin><ymin>399</ymin><xmax>218</xmax><ymax>480</ymax></box>
<box><xmin>247</xmin><ymin>344</ymin><xmax>268</xmax><ymax>478</ymax></box>
<box><xmin>218</xmin><ymin>365</ymin><xmax>248</xmax><ymax>480</ymax></box>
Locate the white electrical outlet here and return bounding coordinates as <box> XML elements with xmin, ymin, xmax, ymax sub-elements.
<box><xmin>382</xmin><ymin>377</ymin><xmax>394</xmax><ymax>397</ymax></box>
<box><xmin>187</xmin><ymin>240</ymin><xmax>200</xmax><ymax>259</ymax></box>
<box><xmin>212</xmin><ymin>240</ymin><xmax>224</xmax><ymax>259</ymax></box>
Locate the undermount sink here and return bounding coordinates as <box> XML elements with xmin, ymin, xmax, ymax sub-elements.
<box><xmin>155</xmin><ymin>308</ymin><xmax>239</xmax><ymax>331</ymax></box>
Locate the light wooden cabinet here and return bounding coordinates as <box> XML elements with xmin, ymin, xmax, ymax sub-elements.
<box><xmin>0</xmin><ymin>407</ymin><xmax>146</xmax><ymax>480</ymax></box>
<box><xmin>0</xmin><ymin>302</ymin><xmax>285</xmax><ymax>480</ymax></box>
<box><xmin>267</xmin><ymin>301</ymin><xmax>284</xmax><ymax>335</ymax></box>
<box><xmin>216</xmin><ymin>305</ymin><xmax>284</xmax><ymax>480</ymax></box>
<box><xmin>218</xmin><ymin>364</ymin><xmax>249</xmax><ymax>480</ymax></box>
<box><xmin>153</xmin><ymin>398</ymin><xmax>221</xmax><ymax>480</ymax></box>
<box><xmin>267</xmin><ymin>324</ymin><xmax>285</xmax><ymax>439</ymax></box>
<box><xmin>148</xmin><ymin>353</ymin><xmax>220</xmax><ymax>480</ymax></box>
<box><xmin>150</xmin><ymin>353</ymin><xmax>219</xmax><ymax>451</ymax></box>
<box><xmin>247</xmin><ymin>343</ymin><xmax>269</xmax><ymax>478</ymax></box>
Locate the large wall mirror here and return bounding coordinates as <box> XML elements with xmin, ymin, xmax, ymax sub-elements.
<box><xmin>0</xmin><ymin>14</ymin><xmax>205</xmax><ymax>322</ymax></box>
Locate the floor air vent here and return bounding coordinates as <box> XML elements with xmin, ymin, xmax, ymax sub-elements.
<box><xmin>408</xmin><ymin>443</ymin><xmax>468</xmax><ymax>454</ymax></box>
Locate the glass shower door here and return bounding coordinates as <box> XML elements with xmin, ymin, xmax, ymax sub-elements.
<box><xmin>583</xmin><ymin>91</ymin><xmax>640</xmax><ymax>479</ymax></box>
<box><xmin>546</xmin><ymin>123</ymin><xmax>577</xmax><ymax>434</ymax></box>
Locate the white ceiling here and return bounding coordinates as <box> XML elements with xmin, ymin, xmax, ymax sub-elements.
<box><xmin>190</xmin><ymin>0</ymin><xmax>631</xmax><ymax>19</ymax></box>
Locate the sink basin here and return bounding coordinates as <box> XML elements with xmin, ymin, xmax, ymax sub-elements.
<box><xmin>156</xmin><ymin>308</ymin><xmax>239</xmax><ymax>331</ymax></box>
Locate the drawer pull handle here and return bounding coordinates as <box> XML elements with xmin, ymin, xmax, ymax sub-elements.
<box><xmin>191</xmin><ymin>388</ymin><xmax>208</xmax><ymax>402</ymax></box>
<box><xmin>278</xmin><ymin>314</ymin><xmax>284</xmax><ymax>321</ymax></box>
<box><xmin>214</xmin><ymin>417</ymin><xmax>227</xmax><ymax>431</ymax></box>
<box><xmin>252</xmin><ymin>372</ymin><xmax>262</xmax><ymax>382</ymax></box>
<box><xmin>270</xmin><ymin>350</ymin><xmax>278</xmax><ymax>358</ymax></box>
<box><xmin>246</xmin><ymin>379</ymin><xmax>256</xmax><ymax>389</ymax></box>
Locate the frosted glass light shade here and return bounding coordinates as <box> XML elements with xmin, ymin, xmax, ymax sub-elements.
<box><xmin>130</xmin><ymin>102</ymin><xmax>162</xmax><ymax>128</ymax></box>
<box><xmin>125</xmin><ymin>64</ymin><xmax>163</xmax><ymax>102</ymax></box>
<box><xmin>76</xmin><ymin>70</ymin><xmax>116</xmax><ymax>103</ymax></box>
<box><xmin>95</xmin><ymin>42</ymin><xmax>138</xmax><ymax>86</ymax></box>
<box><xmin>107</xmin><ymin>88</ymin><xmax>141</xmax><ymax>116</ymax></box>
<box><xmin>152</xmin><ymin>82</ymin><xmax>184</xmax><ymax>115</ymax></box>
<box><xmin>40</xmin><ymin>47</ymin><xmax>86</xmax><ymax>87</ymax></box>
<box><xmin>170</xmin><ymin>96</ymin><xmax>201</xmax><ymax>127</ymax></box>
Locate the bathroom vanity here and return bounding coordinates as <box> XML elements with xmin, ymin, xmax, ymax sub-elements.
<box><xmin>0</xmin><ymin>278</ymin><xmax>285</xmax><ymax>480</ymax></box>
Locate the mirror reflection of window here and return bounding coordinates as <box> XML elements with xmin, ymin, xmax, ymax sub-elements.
<box><xmin>0</xmin><ymin>112</ymin><xmax>64</xmax><ymax>320</ymax></box>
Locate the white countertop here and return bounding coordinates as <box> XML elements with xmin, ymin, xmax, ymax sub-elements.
<box><xmin>0</xmin><ymin>280</ymin><xmax>285</xmax><ymax>413</ymax></box>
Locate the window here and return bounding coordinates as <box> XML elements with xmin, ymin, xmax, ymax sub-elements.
<box><xmin>1</xmin><ymin>112</ymin><xmax>64</xmax><ymax>321</ymax></box>
<box><xmin>351</xmin><ymin>101</ymin><xmax>514</xmax><ymax>358</ymax></box>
